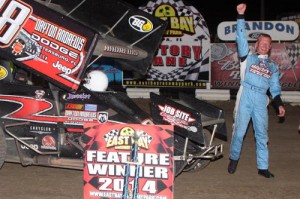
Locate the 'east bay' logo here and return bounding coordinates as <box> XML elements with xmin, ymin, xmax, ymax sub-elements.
<box><xmin>104</xmin><ymin>126</ymin><xmax>152</xmax><ymax>150</ymax></box>
<box><xmin>154</xmin><ymin>4</ymin><xmax>195</xmax><ymax>36</ymax></box>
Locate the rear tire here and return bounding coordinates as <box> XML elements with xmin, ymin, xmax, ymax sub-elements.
<box><xmin>0</xmin><ymin>127</ymin><xmax>6</xmax><ymax>168</ymax></box>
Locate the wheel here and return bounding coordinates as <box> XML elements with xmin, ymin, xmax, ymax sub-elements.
<box><xmin>183</xmin><ymin>158</ymin><xmax>210</xmax><ymax>172</ymax></box>
<box><xmin>0</xmin><ymin>127</ymin><xmax>7</xmax><ymax>168</ymax></box>
<box><xmin>173</xmin><ymin>135</ymin><xmax>188</xmax><ymax>177</ymax></box>
<box><xmin>173</xmin><ymin>128</ymin><xmax>213</xmax><ymax>175</ymax></box>
<box><xmin>174</xmin><ymin>160</ymin><xmax>188</xmax><ymax>177</ymax></box>
<box><xmin>183</xmin><ymin>129</ymin><xmax>211</xmax><ymax>172</ymax></box>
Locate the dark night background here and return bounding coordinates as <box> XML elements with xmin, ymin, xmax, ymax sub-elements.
<box><xmin>125</xmin><ymin>0</ymin><xmax>299</xmax><ymax>38</ymax></box>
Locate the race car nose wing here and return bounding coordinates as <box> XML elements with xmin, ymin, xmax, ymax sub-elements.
<box><xmin>150</xmin><ymin>92</ymin><xmax>227</xmax><ymax>144</ymax></box>
<box><xmin>178</xmin><ymin>92</ymin><xmax>227</xmax><ymax>141</ymax></box>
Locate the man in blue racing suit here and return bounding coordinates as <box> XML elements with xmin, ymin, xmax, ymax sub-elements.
<box><xmin>228</xmin><ymin>3</ymin><xmax>286</xmax><ymax>178</ymax></box>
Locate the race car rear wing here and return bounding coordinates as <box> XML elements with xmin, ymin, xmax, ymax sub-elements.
<box><xmin>150</xmin><ymin>92</ymin><xmax>206</xmax><ymax>145</ymax></box>
<box><xmin>0</xmin><ymin>0</ymin><xmax>98</xmax><ymax>92</ymax></box>
<box><xmin>178</xmin><ymin>92</ymin><xmax>227</xmax><ymax>141</ymax></box>
<box><xmin>0</xmin><ymin>0</ymin><xmax>167</xmax><ymax>92</ymax></box>
<box><xmin>40</xmin><ymin>0</ymin><xmax>167</xmax><ymax>75</ymax></box>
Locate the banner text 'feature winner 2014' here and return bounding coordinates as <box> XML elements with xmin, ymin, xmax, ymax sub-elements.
<box><xmin>83</xmin><ymin>123</ymin><xmax>174</xmax><ymax>199</ymax></box>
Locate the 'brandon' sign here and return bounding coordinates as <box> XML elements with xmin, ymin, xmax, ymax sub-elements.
<box><xmin>217</xmin><ymin>21</ymin><xmax>299</xmax><ymax>41</ymax></box>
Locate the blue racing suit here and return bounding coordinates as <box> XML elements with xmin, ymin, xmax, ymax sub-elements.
<box><xmin>229</xmin><ymin>15</ymin><xmax>283</xmax><ymax>170</ymax></box>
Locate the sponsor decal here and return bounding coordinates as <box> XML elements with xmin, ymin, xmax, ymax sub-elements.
<box><xmin>21</xmin><ymin>144</ymin><xmax>38</xmax><ymax>150</ymax></box>
<box><xmin>64</xmin><ymin>93</ymin><xmax>91</xmax><ymax>100</ymax></box>
<box><xmin>84</xmin><ymin>104</ymin><xmax>97</xmax><ymax>111</ymax></box>
<box><xmin>64</xmin><ymin>108</ymin><xmax>106</xmax><ymax>125</ymax></box>
<box><xmin>103</xmin><ymin>44</ymin><xmax>139</xmax><ymax>56</ymax></box>
<box><xmin>97</xmin><ymin>112</ymin><xmax>108</xmax><ymax>123</ymax></box>
<box><xmin>250</xmin><ymin>62</ymin><xmax>272</xmax><ymax>79</ymax></box>
<box><xmin>158</xmin><ymin>104</ymin><xmax>195</xmax><ymax>129</ymax></box>
<box><xmin>0</xmin><ymin>65</ymin><xmax>8</xmax><ymax>80</ymax></box>
<box><xmin>248</xmin><ymin>32</ymin><xmax>264</xmax><ymax>40</ymax></box>
<box><xmin>32</xmin><ymin>17</ymin><xmax>86</xmax><ymax>60</ymax></box>
<box><xmin>41</xmin><ymin>135</ymin><xmax>56</xmax><ymax>150</ymax></box>
<box><xmin>52</xmin><ymin>60</ymin><xmax>72</xmax><ymax>75</ymax></box>
<box><xmin>34</xmin><ymin>90</ymin><xmax>45</xmax><ymax>100</ymax></box>
<box><xmin>65</xmin><ymin>103</ymin><xmax>84</xmax><ymax>110</ymax></box>
<box><xmin>29</xmin><ymin>125</ymin><xmax>52</xmax><ymax>134</ymax></box>
<box><xmin>11</xmin><ymin>39</ymin><xmax>25</xmax><ymax>55</ymax></box>
<box><xmin>65</xmin><ymin>110</ymin><xmax>97</xmax><ymax>118</ymax></box>
<box><xmin>128</xmin><ymin>15</ymin><xmax>153</xmax><ymax>33</ymax></box>
<box><xmin>0</xmin><ymin>0</ymin><xmax>98</xmax><ymax>92</ymax></box>
<box><xmin>103</xmin><ymin>126</ymin><xmax>152</xmax><ymax>150</ymax></box>
<box><xmin>34</xmin><ymin>18</ymin><xmax>85</xmax><ymax>51</ymax></box>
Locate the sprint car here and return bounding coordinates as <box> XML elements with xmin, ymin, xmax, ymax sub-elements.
<box><xmin>0</xmin><ymin>0</ymin><xmax>227</xmax><ymax>177</ymax></box>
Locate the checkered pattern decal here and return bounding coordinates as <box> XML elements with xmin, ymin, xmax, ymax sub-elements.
<box><xmin>140</xmin><ymin>0</ymin><xmax>210</xmax><ymax>82</ymax></box>
<box><xmin>286</xmin><ymin>43</ymin><xmax>300</xmax><ymax>66</ymax></box>
<box><xmin>142</xmin><ymin>0</ymin><xmax>209</xmax><ymax>37</ymax></box>
<box><xmin>147</xmin><ymin>49</ymin><xmax>209</xmax><ymax>81</ymax></box>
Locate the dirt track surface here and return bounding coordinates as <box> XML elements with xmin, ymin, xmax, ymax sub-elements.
<box><xmin>0</xmin><ymin>100</ymin><xmax>299</xmax><ymax>199</ymax></box>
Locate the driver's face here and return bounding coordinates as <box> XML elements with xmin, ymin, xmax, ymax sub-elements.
<box><xmin>256</xmin><ymin>36</ymin><xmax>271</xmax><ymax>55</ymax></box>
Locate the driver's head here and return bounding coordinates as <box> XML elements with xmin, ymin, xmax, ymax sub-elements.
<box><xmin>255</xmin><ymin>33</ymin><xmax>272</xmax><ymax>56</ymax></box>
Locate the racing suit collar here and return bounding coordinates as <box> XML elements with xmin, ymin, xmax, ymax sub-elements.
<box><xmin>257</xmin><ymin>54</ymin><xmax>269</xmax><ymax>59</ymax></box>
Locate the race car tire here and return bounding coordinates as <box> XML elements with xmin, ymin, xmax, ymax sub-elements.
<box><xmin>174</xmin><ymin>160</ymin><xmax>188</xmax><ymax>177</ymax></box>
<box><xmin>0</xmin><ymin>127</ymin><xmax>6</xmax><ymax>168</ymax></box>
<box><xmin>183</xmin><ymin>129</ymin><xmax>211</xmax><ymax>172</ymax></box>
<box><xmin>183</xmin><ymin>158</ymin><xmax>210</xmax><ymax>172</ymax></box>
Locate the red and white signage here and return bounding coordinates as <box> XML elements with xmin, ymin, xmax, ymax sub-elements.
<box><xmin>83</xmin><ymin>123</ymin><xmax>174</xmax><ymax>199</ymax></box>
<box><xmin>211</xmin><ymin>43</ymin><xmax>300</xmax><ymax>91</ymax></box>
<box><xmin>0</xmin><ymin>0</ymin><xmax>98</xmax><ymax>92</ymax></box>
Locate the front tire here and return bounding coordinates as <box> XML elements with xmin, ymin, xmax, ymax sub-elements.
<box><xmin>183</xmin><ymin>129</ymin><xmax>211</xmax><ymax>172</ymax></box>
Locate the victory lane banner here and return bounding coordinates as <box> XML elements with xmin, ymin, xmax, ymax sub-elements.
<box><xmin>0</xmin><ymin>0</ymin><xmax>98</xmax><ymax>92</ymax></box>
<box><xmin>83</xmin><ymin>122</ymin><xmax>174</xmax><ymax>199</ymax></box>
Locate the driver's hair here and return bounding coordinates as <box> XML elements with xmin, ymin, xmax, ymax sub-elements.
<box><xmin>257</xmin><ymin>33</ymin><xmax>272</xmax><ymax>42</ymax></box>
